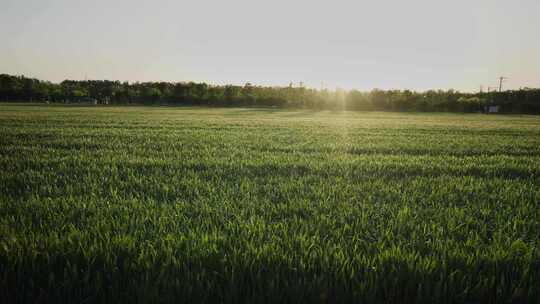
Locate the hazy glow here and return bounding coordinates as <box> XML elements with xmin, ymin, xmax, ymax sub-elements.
<box><xmin>2</xmin><ymin>0</ymin><xmax>540</xmax><ymax>91</ymax></box>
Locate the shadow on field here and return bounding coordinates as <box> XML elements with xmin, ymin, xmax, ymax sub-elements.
<box><xmin>223</xmin><ymin>108</ymin><xmax>324</xmax><ymax>116</ymax></box>
<box><xmin>251</xmin><ymin>145</ymin><xmax>540</xmax><ymax>158</ymax></box>
<box><xmin>1</xmin><ymin>243</ymin><xmax>537</xmax><ymax>304</ymax></box>
<box><xmin>223</xmin><ymin>108</ymin><xmax>283</xmax><ymax>115</ymax></box>
<box><xmin>3</xmin><ymin>160</ymin><xmax>537</xmax><ymax>203</ymax></box>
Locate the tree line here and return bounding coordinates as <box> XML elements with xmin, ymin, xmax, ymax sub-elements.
<box><xmin>1</xmin><ymin>74</ymin><xmax>539</xmax><ymax>113</ymax></box>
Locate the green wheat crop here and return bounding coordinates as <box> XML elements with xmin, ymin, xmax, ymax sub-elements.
<box><xmin>1</xmin><ymin>105</ymin><xmax>539</xmax><ymax>303</ymax></box>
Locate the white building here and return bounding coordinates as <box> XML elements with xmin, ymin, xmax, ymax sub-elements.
<box><xmin>487</xmin><ymin>105</ymin><xmax>500</xmax><ymax>113</ymax></box>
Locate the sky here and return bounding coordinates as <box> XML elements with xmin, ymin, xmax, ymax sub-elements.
<box><xmin>1</xmin><ymin>0</ymin><xmax>539</xmax><ymax>92</ymax></box>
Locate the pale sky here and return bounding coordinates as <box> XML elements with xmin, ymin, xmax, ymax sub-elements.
<box><xmin>2</xmin><ymin>0</ymin><xmax>539</xmax><ymax>91</ymax></box>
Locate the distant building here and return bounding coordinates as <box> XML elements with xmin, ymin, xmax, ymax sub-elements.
<box><xmin>61</xmin><ymin>97</ymin><xmax>111</xmax><ymax>105</ymax></box>
<box><xmin>486</xmin><ymin>105</ymin><xmax>500</xmax><ymax>113</ymax></box>
<box><xmin>71</xmin><ymin>97</ymin><xmax>97</xmax><ymax>104</ymax></box>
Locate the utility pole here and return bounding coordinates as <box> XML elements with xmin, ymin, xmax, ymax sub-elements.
<box><xmin>479</xmin><ymin>85</ymin><xmax>483</xmax><ymax>93</ymax></box>
<box><xmin>498</xmin><ymin>76</ymin><xmax>507</xmax><ymax>92</ymax></box>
